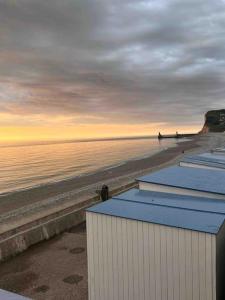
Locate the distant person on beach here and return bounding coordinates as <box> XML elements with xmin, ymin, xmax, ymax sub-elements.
<box><xmin>100</xmin><ymin>185</ymin><xmax>109</xmax><ymax>201</ymax></box>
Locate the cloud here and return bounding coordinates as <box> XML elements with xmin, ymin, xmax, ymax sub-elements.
<box><xmin>0</xmin><ymin>0</ymin><xmax>225</xmax><ymax>127</ymax></box>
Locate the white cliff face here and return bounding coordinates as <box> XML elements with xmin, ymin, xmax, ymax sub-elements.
<box><xmin>200</xmin><ymin>110</ymin><xmax>225</xmax><ymax>133</ymax></box>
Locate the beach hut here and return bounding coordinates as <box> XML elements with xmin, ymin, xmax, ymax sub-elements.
<box><xmin>212</xmin><ymin>147</ymin><xmax>225</xmax><ymax>155</ymax></box>
<box><xmin>195</xmin><ymin>152</ymin><xmax>225</xmax><ymax>162</ymax></box>
<box><xmin>86</xmin><ymin>188</ymin><xmax>225</xmax><ymax>300</ymax></box>
<box><xmin>0</xmin><ymin>289</ymin><xmax>30</xmax><ymax>299</ymax></box>
<box><xmin>180</xmin><ymin>153</ymin><xmax>225</xmax><ymax>171</ymax></box>
<box><xmin>137</xmin><ymin>165</ymin><xmax>225</xmax><ymax>200</ymax></box>
<box><xmin>114</xmin><ymin>188</ymin><xmax>225</xmax><ymax>214</ymax></box>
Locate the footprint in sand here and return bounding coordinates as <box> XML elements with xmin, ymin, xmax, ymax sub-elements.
<box><xmin>69</xmin><ymin>247</ymin><xmax>85</xmax><ymax>254</ymax></box>
<box><xmin>63</xmin><ymin>274</ymin><xmax>83</xmax><ymax>285</ymax></box>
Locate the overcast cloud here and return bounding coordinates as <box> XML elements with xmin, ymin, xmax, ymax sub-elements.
<box><xmin>0</xmin><ymin>0</ymin><xmax>225</xmax><ymax>127</ymax></box>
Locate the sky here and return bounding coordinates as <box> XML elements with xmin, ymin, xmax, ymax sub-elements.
<box><xmin>1</xmin><ymin>0</ymin><xmax>225</xmax><ymax>141</ymax></box>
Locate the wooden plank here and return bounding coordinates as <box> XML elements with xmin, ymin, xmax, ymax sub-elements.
<box><xmin>97</xmin><ymin>214</ymin><xmax>104</xmax><ymax>300</ymax></box>
<box><xmin>166</xmin><ymin>226</ymin><xmax>174</xmax><ymax>300</ymax></box>
<box><xmin>86</xmin><ymin>213</ymin><xmax>94</xmax><ymax>300</ymax></box>
<box><xmin>111</xmin><ymin>216</ymin><xmax>119</xmax><ymax>300</ymax></box>
<box><xmin>160</xmin><ymin>226</ymin><xmax>168</xmax><ymax>300</ymax></box>
<box><xmin>199</xmin><ymin>233</ymin><xmax>206</xmax><ymax>300</ymax></box>
<box><xmin>211</xmin><ymin>235</ymin><xmax>216</xmax><ymax>300</ymax></box>
<box><xmin>107</xmin><ymin>216</ymin><xmax>114</xmax><ymax>300</ymax></box>
<box><xmin>185</xmin><ymin>230</ymin><xmax>192</xmax><ymax>300</ymax></box>
<box><xmin>92</xmin><ymin>213</ymin><xmax>100</xmax><ymax>300</ymax></box>
<box><xmin>137</xmin><ymin>222</ymin><xmax>145</xmax><ymax>300</ymax></box>
<box><xmin>127</xmin><ymin>219</ymin><xmax>134</xmax><ymax>300</ymax></box>
<box><xmin>117</xmin><ymin>218</ymin><xmax>124</xmax><ymax>300</ymax></box>
<box><xmin>132</xmin><ymin>220</ymin><xmax>139</xmax><ymax>300</ymax></box>
<box><xmin>192</xmin><ymin>230</ymin><xmax>200</xmax><ymax>300</ymax></box>
<box><xmin>178</xmin><ymin>228</ymin><xmax>186</xmax><ymax>300</ymax></box>
<box><xmin>101</xmin><ymin>215</ymin><xmax>109</xmax><ymax>300</ymax></box>
<box><xmin>143</xmin><ymin>222</ymin><xmax>150</xmax><ymax>300</ymax></box>
<box><xmin>148</xmin><ymin>223</ymin><xmax>156</xmax><ymax>300</ymax></box>
<box><xmin>121</xmin><ymin>218</ymin><xmax>129</xmax><ymax>300</ymax></box>
<box><xmin>172</xmin><ymin>228</ymin><xmax>180</xmax><ymax>300</ymax></box>
<box><xmin>154</xmin><ymin>224</ymin><xmax>162</xmax><ymax>300</ymax></box>
<box><xmin>205</xmin><ymin>234</ymin><xmax>213</xmax><ymax>300</ymax></box>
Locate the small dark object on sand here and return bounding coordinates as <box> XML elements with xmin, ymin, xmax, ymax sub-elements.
<box><xmin>100</xmin><ymin>184</ymin><xmax>109</xmax><ymax>201</ymax></box>
<box><xmin>63</xmin><ymin>274</ymin><xmax>83</xmax><ymax>285</ymax></box>
<box><xmin>70</xmin><ymin>247</ymin><xmax>85</xmax><ymax>254</ymax></box>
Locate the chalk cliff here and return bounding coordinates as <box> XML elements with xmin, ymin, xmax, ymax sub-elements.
<box><xmin>200</xmin><ymin>109</ymin><xmax>225</xmax><ymax>133</ymax></box>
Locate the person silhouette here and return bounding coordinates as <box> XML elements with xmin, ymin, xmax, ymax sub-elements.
<box><xmin>100</xmin><ymin>185</ymin><xmax>109</xmax><ymax>201</ymax></box>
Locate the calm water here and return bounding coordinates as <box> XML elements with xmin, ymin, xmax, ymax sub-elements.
<box><xmin>0</xmin><ymin>137</ymin><xmax>178</xmax><ymax>195</ymax></box>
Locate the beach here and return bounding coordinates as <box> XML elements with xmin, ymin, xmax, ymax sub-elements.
<box><xmin>1</xmin><ymin>133</ymin><xmax>225</xmax><ymax>239</ymax></box>
<box><xmin>0</xmin><ymin>137</ymin><xmax>198</xmax><ymax>216</ymax></box>
<box><xmin>0</xmin><ymin>133</ymin><xmax>223</xmax><ymax>233</ymax></box>
<box><xmin>0</xmin><ymin>137</ymin><xmax>178</xmax><ymax>196</ymax></box>
<box><xmin>0</xmin><ymin>133</ymin><xmax>225</xmax><ymax>299</ymax></box>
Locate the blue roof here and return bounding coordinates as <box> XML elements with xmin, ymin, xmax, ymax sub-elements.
<box><xmin>114</xmin><ymin>188</ymin><xmax>225</xmax><ymax>214</ymax></box>
<box><xmin>213</xmin><ymin>148</ymin><xmax>225</xmax><ymax>153</ymax></box>
<box><xmin>181</xmin><ymin>153</ymin><xmax>225</xmax><ymax>169</ymax></box>
<box><xmin>137</xmin><ymin>166</ymin><xmax>225</xmax><ymax>195</ymax></box>
<box><xmin>199</xmin><ymin>152</ymin><xmax>225</xmax><ymax>161</ymax></box>
<box><xmin>87</xmin><ymin>193</ymin><xmax>225</xmax><ymax>234</ymax></box>
<box><xmin>0</xmin><ymin>289</ymin><xmax>30</xmax><ymax>300</ymax></box>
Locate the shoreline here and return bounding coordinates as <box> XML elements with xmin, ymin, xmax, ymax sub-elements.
<box><xmin>0</xmin><ymin>136</ymin><xmax>201</xmax><ymax>262</ymax></box>
<box><xmin>0</xmin><ymin>137</ymin><xmax>198</xmax><ymax>216</ymax></box>
<box><xmin>0</xmin><ymin>137</ymin><xmax>178</xmax><ymax>198</ymax></box>
<box><xmin>1</xmin><ymin>133</ymin><xmax>225</xmax><ymax>298</ymax></box>
<box><xmin>1</xmin><ymin>133</ymin><xmax>225</xmax><ymax>262</ymax></box>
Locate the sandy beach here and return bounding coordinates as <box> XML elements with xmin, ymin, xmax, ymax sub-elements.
<box><xmin>1</xmin><ymin>133</ymin><xmax>225</xmax><ymax>236</ymax></box>
<box><xmin>0</xmin><ymin>137</ymin><xmax>199</xmax><ymax>215</ymax></box>
<box><xmin>0</xmin><ymin>133</ymin><xmax>224</xmax><ymax>230</ymax></box>
<box><xmin>0</xmin><ymin>133</ymin><xmax>225</xmax><ymax>299</ymax></box>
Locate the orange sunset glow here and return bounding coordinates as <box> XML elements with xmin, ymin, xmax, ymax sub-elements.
<box><xmin>0</xmin><ymin>0</ymin><xmax>223</xmax><ymax>142</ymax></box>
<box><xmin>0</xmin><ymin>123</ymin><xmax>201</xmax><ymax>142</ymax></box>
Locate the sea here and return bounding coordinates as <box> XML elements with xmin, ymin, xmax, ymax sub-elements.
<box><xmin>0</xmin><ymin>137</ymin><xmax>179</xmax><ymax>195</ymax></box>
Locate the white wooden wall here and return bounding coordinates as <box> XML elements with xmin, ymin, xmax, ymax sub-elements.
<box><xmin>87</xmin><ymin>212</ymin><xmax>216</xmax><ymax>300</ymax></box>
<box><xmin>139</xmin><ymin>181</ymin><xmax>225</xmax><ymax>200</ymax></box>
